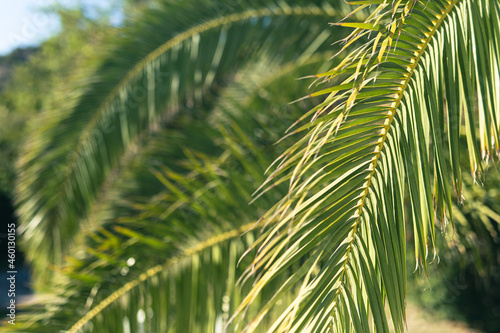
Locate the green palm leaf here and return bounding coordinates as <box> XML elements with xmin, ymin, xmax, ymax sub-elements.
<box><xmin>236</xmin><ymin>0</ymin><xmax>500</xmax><ymax>332</ymax></box>
<box><xmin>14</xmin><ymin>0</ymin><xmax>345</xmax><ymax>285</ymax></box>
<box><xmin>7</xmin><ymin>57</ymin><xmax>330</xmax><ymax>332</ymax></box>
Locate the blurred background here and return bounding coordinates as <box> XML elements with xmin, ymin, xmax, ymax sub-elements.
<box><xmin>0</xmin><ymin>1</ymin><xmax>499</xmax><ymax>332</ymax></box>
<box><xmin>0</xmin><ymin>0</ymin><xmax>144</xmax><ymax>319</ymax></box>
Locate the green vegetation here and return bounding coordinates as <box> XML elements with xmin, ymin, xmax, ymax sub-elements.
<box><xmin>1</xmin><ymin>0</ymin><xmax>499</xmax><ymax>332</ymax></box>
<box><xmin>0</xmin><ymin>8</ymin><xmax>113</xmax><ymax>196</ymax></box>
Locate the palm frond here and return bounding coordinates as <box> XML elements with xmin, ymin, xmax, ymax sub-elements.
<box><xmin>5</xmin><ymin>56</ymin><xmax>330</xmax><ymax>332</ymax></box>
<box><xmin>14</xmin><ymin>0</ymin><xmax>345</xmax><ymax>285</ymax></box>
<box><xmin>236</xmin><ymin>0</ymin><xmax>500</xmax><ymax>331</ymax></box>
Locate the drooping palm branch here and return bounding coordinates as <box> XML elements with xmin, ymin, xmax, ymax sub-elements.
<box><xmin>14</xmin><ymin>0</ymin><xmax>346</xmax><ymax>286</ymax></box>
<box><xmin>7</xmin><ymin>57</ymin><xmax>331</xmax><ymax>332</ymax></box>
<box><xmin>233</xmin><ymin>0</ymin><xmax>500</xmax><ymax>332</ymax></box>
<box><xmin>9</xmin><ymin>0</ymin><xmax>350</xmax><ymax>330</ymax></box>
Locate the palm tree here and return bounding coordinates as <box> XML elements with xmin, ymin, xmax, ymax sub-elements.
<box><xmin>6</xmin><ymin>0</ymin><xmax>500</xmax><ymax>332</ymax></box>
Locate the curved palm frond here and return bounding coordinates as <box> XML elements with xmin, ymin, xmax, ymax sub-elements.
<box><xmin>236</xmin><ymin>0</ymin><xmax>500</xmax><ymax>332</ymax></box>
<box><xmin>6</xmin><ymin>57</ymin><xmax>330</xmax><ymax>332</ymax></box>
<box><xmin>15</xmin><ymin>0</ymin><xmax>347</xmax><ymax>284</ymax></box>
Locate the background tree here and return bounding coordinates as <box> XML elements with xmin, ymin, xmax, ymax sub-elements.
<box><xmin>0</xmin><ymin>7</ymin><xmax>113</xmax><ymax>197</ymax></box>
<box><xmin>0</xmin><ymin>5</ymin><xmax>115</xmax><ymax>314</ymax></box>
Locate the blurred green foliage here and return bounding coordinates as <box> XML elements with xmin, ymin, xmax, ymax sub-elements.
<box><xmin>0</xmin><ymin>5</ymin><xmax>121</xmax><ymax>196</ymax></box>
<box><xmin>407</xmin><ymin>165</ymin><xmax>500</xmax><ymax>332</ymax></box>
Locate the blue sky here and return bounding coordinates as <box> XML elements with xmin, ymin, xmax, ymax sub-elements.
<box><xmin>0</xmin><ymin>0</ymin><xmax>118</xmax><ymax>56</ymax></box>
